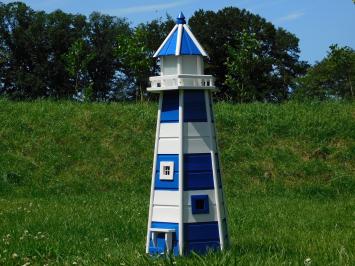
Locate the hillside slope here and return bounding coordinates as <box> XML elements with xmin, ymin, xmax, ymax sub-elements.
<box><xmin>0</xmin><ymin>100</ymin><xmax>354</xmax><ymax>265</ymax></box>
<box><xmin>1</xmin><ymin>100</ymin><xmax>353</xmax><ymax>196</ymax></box>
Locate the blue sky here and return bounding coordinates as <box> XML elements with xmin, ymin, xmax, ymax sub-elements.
<box><xmin>2</xmin><ymin>0</ymin><xmax>355</xmax><ymax>63</ymax></box>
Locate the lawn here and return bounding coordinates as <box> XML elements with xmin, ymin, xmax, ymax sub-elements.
<box><xmin>0</xmin><ymin>100</ymin><xmax>354</xmax><ymax>265</ymax></box>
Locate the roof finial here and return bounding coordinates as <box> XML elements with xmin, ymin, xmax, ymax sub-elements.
<box><xmin>176</xmin><ymin>12</ymin><xmax>186</xmax><ymax>24</ymax></box>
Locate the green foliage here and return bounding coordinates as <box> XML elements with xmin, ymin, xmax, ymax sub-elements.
<box><xmin>62</xmin><ymin>39</ymin><xmax>95</xmax><ymax>98</ymax></box>
<box><xmin>116</xmin><ymin>17</ymin><xmax>174</xmax><ymax>101</ymax></box>
<box><xmin>116</xmin><ymin>27</ymin><xmax>154</xmax><ymax>101</ymax></box>
<box><xmin>0</xmin><ymin>100</ymin><xmax>354</xmax><ymax>264</ymax></box>
<box><xmin>225</xmin><ymin>32</ymin><xmax>261</xmax><ymax>102</ymax></box>
<box><xmin>86</xmin><ymin>12</ymin><xmax>131</xmax><ymax>101</ymax></box>
<box><xmin>189</xmin><ymin>7</ymin><xmax>309</xmax><ymax>102</ymax></box>
<box><xmin>293</xmin><ymin>45</ymin><xmax>355</xmax><ymax>101</ymax></box>
<box><xmin>0</xmin><ymin>3</ymin><xmax>353</xmax><ymax>103</ymax></box>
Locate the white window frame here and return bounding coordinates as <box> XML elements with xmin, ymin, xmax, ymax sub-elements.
<box><xmin>160</xmin><ymin>161</ymin><xmax>174</xmax><ymax>181</ymax></box>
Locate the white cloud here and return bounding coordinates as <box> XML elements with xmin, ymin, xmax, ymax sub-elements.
<box><xmin>243</xmin><ymin>0</ymin><xmax>286</xmax><ymax>13</ymax></box>
<box><xmin>277</xmin><ymin>11</ymin><xmax>305</xmax><ymax>22</ymax></box>
<box><xmin>106</xmin><ymin>1</ymin><xmax>191</xmax><ymax>16</ymax></box>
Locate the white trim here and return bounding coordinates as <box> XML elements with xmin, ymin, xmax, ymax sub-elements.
<box><xmin>178</xmin><ymin>90</ymin><xmax>184</xmax><ymax>255</ymax></box>
<box><xmin>159</xmin><ymin>123</ymin><xmax>179</xmax><ymax>138</ymax></box>
<box><xmin>158</xmin><ymin>138</ymin><xmax>179</xmax><ymax>154</ymax></box>
<box><xmin>153</xmin><ymin>25</ymin><xmax>178</xmax><ymax>58</ymax></box>
<box><xmin>152</xmin><ymin>203</ymin><xmax>223</xmax><ymax>225</ymax></box>
<box><xmin>183</xmin><ymin>205</ymin><xmax>218</xmax><ymax>223</ymax></box>
<box><xmin>146</xmin><ymin>93</ymin><xmax>163</xmax><ymax>253</ymax></box>
<box><xmin>196</xmin><ymin>56</ymin><xmax>203</xmax><ymax>75</ymax></box>
<box><xmin>177</xmin><ymin>57</ymin><xmax>182</xmax><ymax>76</ymax></box>
<box><xmin>160</xmin><ymin>122</ymin><xmax>212</xmax><ymax>137</ymax></box>
<box><xmin>148</xmin><ymin>74</ymin><xmax>216</xmax><ymax>92</ymax></box>
<box><xmin>184</xmin><ymin>122</ymin><xmax>211</xmax><ymax>137</ymax></box>
<box><xmin>176</xmin><ymin>24</ymin><xmax>183</xmax><ymax>56</ymax></box>
<box><xmin>184</xmin><ymin>137</ymin><xmax>211</xmax><ymax>154</ymax></box>
<box><xmin>183</xmin><ymin>25</ymin><xmax>208</xmax><ymax>57</ymax></box>
<box><xmin>150</xmin><ymin>228</ymin><xmax>176</xmax><ymax>233</ymax></box>
<box><xmin>158</xmin><ymin>137</ymin><xmax>212</xmax><ymax>154</ymax></box>
<box><xmin>148</xmin><ymin>86</ymin><xmax>217</xmax><ymax>93</ymax></box>
<box><xmin>210</xmin><ymin>92</ymin><xmax>230</xmax><ymax>247</ymax></box>
<box><xmin>204</xmin><ymin>90</ymin><xmax>225</xmax><ymax>250</ymax></box>
<box><xmin>183</xmin><ymin>190</ymin><xmax>217</xmax><ymax>205</ymax></box>
<box><xmin>159</xmin><ymin>161</ymin><xmax>174</xmax><ymax>181</ymax></box>
<box><xmin>153</xmin><ymin>190</ymin><xmax>179</xmax><ymax>206</ymax></box>
<box><xmin>152</xmin><ymin>206</ymin><xmax>179</xmax><ymax>223</ymax></box>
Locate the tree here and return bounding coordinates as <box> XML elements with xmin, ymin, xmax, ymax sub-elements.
<box><xmin>116</xmin><ymin>17</ymin><xmax>174</xmax><ymax>101</ymax></box>
<box><xmin>45</xmin><ymin>10</ymin><xmax>87</xmax><ymax>98</ymax></box>
<box><xmin>116</xmin><ymin>29</ymin><xmax>153</xmax><ymax>101</ymax></box>
<box><xmin>225</xmin><ymin>32</ymin><xmax>261</xmax><ymax>102</ymax></box>
<box><xmin>293</xmin><ymin>45</ymin><xmax>355</xmax><ymax>101</ymax></box>
<box><xmin>0</xmin><ymin>2</ymin><xmax>49</xmax><ymax>99</ymax></box>
<box><xmin>0</xmin><ymin>2</ymin><xmax>88</xmax><ymax>99</ymax></box>
<box><xmin>86</xmin><ymin>12</ymin><xmax>130</xmax><ymax>101</ymax></box>
<box><xmin>62</xmin><ymin>39</ymin><xmax>94</xmax><ymax>99</ymax></box>
<box><xmin>189</xmin><ymin>7</ymin><xmax>308</xmax><ymax>102</ymax></box>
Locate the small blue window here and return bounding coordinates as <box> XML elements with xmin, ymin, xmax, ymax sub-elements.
<box><xmin>191</xmin><ymin>195</ymin><xmax>209</xmax><ymax>214</ymax></box>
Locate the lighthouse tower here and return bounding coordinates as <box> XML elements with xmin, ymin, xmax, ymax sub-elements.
<box><xmin>146</xmin><ymin>12</ymin><xmax>229</xmax><ymax>256</ymax></box>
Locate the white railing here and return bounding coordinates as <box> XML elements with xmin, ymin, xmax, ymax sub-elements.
<box><xmin>149</xmin><ymin>74</ymin><xmax>215</xmax><ymax>90</ymax></box>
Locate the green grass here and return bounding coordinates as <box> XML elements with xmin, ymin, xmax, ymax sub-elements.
<box><xmin>0</xmin><ymin>100</ymin><xmax>354</xmax><ymax>265</ymax></box>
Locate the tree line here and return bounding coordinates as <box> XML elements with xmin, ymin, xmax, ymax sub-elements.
<box><xmin>0</xmin><ymin>2</ymin><xmax>354</xmax><ymax>102</ymax></box>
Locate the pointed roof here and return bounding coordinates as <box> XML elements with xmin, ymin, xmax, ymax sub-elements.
<box><xmin>153</xmin><ymin>12</ymin><xmax>208</xmax><ymax>57</ymax></box>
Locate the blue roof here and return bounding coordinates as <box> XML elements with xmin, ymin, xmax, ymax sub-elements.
<box><xmin>180</xmin><ymin>28</ymin><xmax>201</xmax><ymax>55</ymax></box>
<box><xmin>154</xmin><ymin>13</ymin><xmax>208</xmax><ymax>57</ymax></box>
<box><xmin>158</xmin><ymin>28</ymin><xmax>178</xmax><ymax>56</ymax></box>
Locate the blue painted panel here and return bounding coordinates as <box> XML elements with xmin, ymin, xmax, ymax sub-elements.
<box><xmin>158</xmin><ymin>29</ymin><xmax>178</xmax><ymax>57</ymax></box>
<box><xmin>184</xmin><ymin>91</ymin><xmax>207</xmax><ymax>122</ymax></box>
<box><xmin>161</xmin><ymin>91</ymin><xmax>179</xmax><ymax>123</ymax></box>
<box><xmin>180</xmin><ymin>29</ymin><xmax>202</xmax><ymax>55</ymax></box>
<box><xmin>151</xmin><ymin>222</ymin><xmax>179</xmax><ymax>240</ymax></box>
<box><xmin>184</xmin><ymin>222</ymin><xmax>219</xmax><ymax>241</ymax></box>
<box><xmin>155</xmin><ymin>154</ymin><xmax>179</xmax><ymax>190</ymax></box>
<box><xmin>184</xmin><ymin>154</ymin><xmax>212</xmax><ymax>171</ymax></box>
<box><xmin>186</xmin><ymin>241</ymin><xmax>220</xmax><ymax>254</ymax></box>
<box><xmin>157</xmin><ymin>155</ymin><xmax>179</xmax><ymax>169</ymax></box>
<box><xmin>184</xmin><ymin>172</ymin><xmax>214</xmax><ymax>190</ymax></box>
<box><xmin>184</xmin><ymin>154</ymin><xmax>214</xmax><ymax>191</ymax></box>
<box><xmin>150</xmin><ymin>222</ymin><xmax>179</xmax><ymax>256</ymax></box>
<box><xmin>155</xmin><ymin>173</ymin><xmax>179</xmax><ymax>190</ymax></box>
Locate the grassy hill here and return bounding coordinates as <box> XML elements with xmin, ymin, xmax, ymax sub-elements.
<box><xmin>0</xmin><ymin>100</ymin><xmax>354</xmax><ymax>265</ymax></box>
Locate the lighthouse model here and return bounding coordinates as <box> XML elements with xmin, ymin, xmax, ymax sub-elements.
<box><xmin>146</xmin><ymin>12</ymin><xmax>229</xmax><ymax>256</ymax></box>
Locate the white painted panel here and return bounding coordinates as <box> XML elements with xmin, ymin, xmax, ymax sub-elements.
<box><xmin>153</xmin><ymin>191</ymin><xmax>179</xmax><ymax>206</ymax></box>
<box><xmin>163</xmin><ymin>56</ymin><xmax>178</xmax><ymax>75</ymax></box>
<box><xmin>158</xmin><ymin>138</ymin><xmax>179</xmax><ymax>154</ymax></box>
<box><xmin>161</xmin><ymin>123</ymin><xmax>213</xmax><ymax>138</ymax></box>
<box><xmin>183</xmin><ymin>137</ymin><xmax>211</xmax><ymax>153</ymax></box>
<box><xmin>152</xmin><ymin>206</ymin><xmax>179</xmax><ymax>223</ymax></box>
<box><xmin>183</xmin><ymin>190</ymin><xmax>216</xmax><ymax>205</ymax></box>
<box><xmin>183</xmin><ymin>122</ymin><xmax>211</xmax><ymax>137</ymax></box>
<box><xmin>182</xmin><ymin>56</ymin><xmax>198</xmax><ymax>74</ymax></box>
<box><xmin>183</xmin><ymin>205</ymin><xmax>218</xmax><ymax>223</ymax></box>
<box><xmin>159</xmin><ymin>123</ymin><xmax>179</xmax><ymax>138</ymax></box>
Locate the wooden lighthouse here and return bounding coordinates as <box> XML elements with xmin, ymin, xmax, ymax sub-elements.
<box><xmin>146</xmin><ymin>12</ymin><xmax>229</xmax><ymax>256</ymax></box>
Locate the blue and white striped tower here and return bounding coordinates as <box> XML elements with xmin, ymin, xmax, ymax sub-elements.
<box><xmin>146</xmin><ymin>12</ymin><xmax>229</xmax><ymax>256</ymax></box>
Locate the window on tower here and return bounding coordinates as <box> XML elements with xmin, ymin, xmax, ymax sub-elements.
<box><xmin>163</xmin><ymin>166</ymin><xmax>170</xmax><ymax>176</ymax></box>
<box><xmin>191</xmin><ymin>195</ymin><xmax>209</xmax><ymax>214</ymax></box>
<box><xmin>160</xmin><ymin>162</ymin><xmax>174</xmax><ymax>181</ymax></box>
